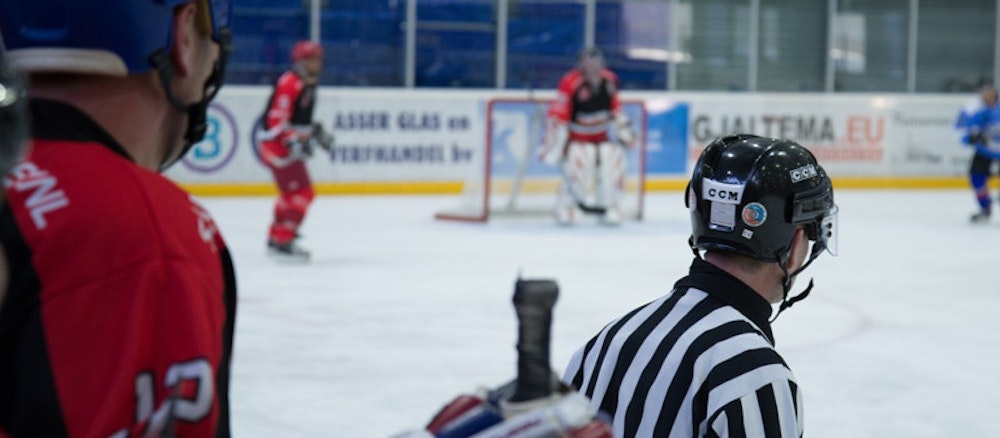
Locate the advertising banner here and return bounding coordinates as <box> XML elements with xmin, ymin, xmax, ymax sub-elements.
<box><xmin>167</xmin><ymin>87</ymin><xmax>974</xmax><ymax>192</ymax></box>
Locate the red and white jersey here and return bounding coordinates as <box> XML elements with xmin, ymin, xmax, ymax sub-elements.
<box><xmin>0</xmin><ymin>99</ymin><xmax>236</xmax><ymax>437</ymax></box>
<box><xmin>547</xmin><ymin>69</ymin><xmax>623</xmax><ymax>143</ymax></box>
<box><xmin>259</xmin><ymin>70</ymin><xmax>318</xmax><ymax>164</ymax></box>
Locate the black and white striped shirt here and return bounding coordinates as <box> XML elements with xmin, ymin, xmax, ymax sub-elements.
<box><xmin>563</xmin><ymin>258</ymin><xmax>803</xmax><ymax>437</ymax></box>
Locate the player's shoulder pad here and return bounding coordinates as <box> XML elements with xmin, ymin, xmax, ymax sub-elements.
<box><xmin>599</xmin><ymin>68</ymin><xmax>619</xmax><ymax>83</ymax></box>
<box><xmin>276</xmin><ymin>70</ymin><xmax>303</xmax><ymax>90</ymax></box>
<box><xmin>560</xmin><ymin>70</ymin><xmax>586</xmax><ymax>90</ymax></box>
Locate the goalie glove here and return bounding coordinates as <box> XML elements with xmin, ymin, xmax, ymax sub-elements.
<box><xmin>310</xmin><ymin>122</ymin><xmax>335</xmax><ymax>152</ymax></box>
<box><xmin>393</xmin><ymin>380</ymin><xmax>612</xmax><ymax>438</ymax></box>
<box><xmin>613</xmin><ymin>112</ymin><xmax>635</xmax><ymax>148</ymax></box>
<box><xmin>538</xmin><ymin>119</ymin><xmax>569</xmax><ymax>165</ymax></box>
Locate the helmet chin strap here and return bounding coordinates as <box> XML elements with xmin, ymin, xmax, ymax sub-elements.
<box><xmin>149</xmin><ymin>49</ymin><xmax>214</xmax><ymax>171</ymax></box>
<box><xmin>688</xmin><ymin>236</ymin><xmax>701</xmax><ymax>259</ymax></box>
<box><xmin>689</xmin><ymin>236</ymin><xmax>822</xmax><ymax>323</ymax></box>
<box><xmin>770</xmin><ymin>243</ymin><xmax>823</xmax><ymax>322</ymax></box>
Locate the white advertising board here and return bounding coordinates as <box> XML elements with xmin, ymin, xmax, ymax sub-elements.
<box><xmin>666</xmin><ymin>92</ymin><xmax>970</xmax><ymax>177</ymax></box>
<box><xmin>166</xmin><ymin>87</ymin><xmax>974</xmax><ymax>191</ymax></box>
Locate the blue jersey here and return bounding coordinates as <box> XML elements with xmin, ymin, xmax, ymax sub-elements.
<box><xmin>956</xmin><ymin>97</ymin><xmax>1000</xmax><ymax>141</ymax></box>
<box><xmin>956</xmin><ymin>96</ymin><xmax>1000</xmax><ymax>159</ymax></box>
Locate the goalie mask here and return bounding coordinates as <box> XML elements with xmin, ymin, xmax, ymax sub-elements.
<box><xmin>576</xmin><ymin>46</ymin><xmax>605</xmax><ymax>88</ymax></box>
<box><xmin>686</xmin><ymin>134</ymin><xmax>838</xmax><ymax>315</ymax></box>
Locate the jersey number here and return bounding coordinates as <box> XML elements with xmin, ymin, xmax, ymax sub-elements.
<box><xmin>135</xmin><ymin>359</ymin><xmax>214</xmax><ymax>428</ymax></box>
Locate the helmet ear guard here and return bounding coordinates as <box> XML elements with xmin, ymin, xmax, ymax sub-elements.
<box><xmin>790</xmin><ymin>176</ymin><xmax>838</xmax><ymax>257</ymax></box>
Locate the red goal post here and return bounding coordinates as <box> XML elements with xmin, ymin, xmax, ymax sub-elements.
<box><xmin>435</xmin><ymin>97</ymin><xmax>647</xmax><ymax>223</ymax></box>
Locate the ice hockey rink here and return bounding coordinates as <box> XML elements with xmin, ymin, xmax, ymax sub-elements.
<box><xmin>206</xmin><ymin>189</ymin><xmax>999</xmax><ymax>437</ymax></box>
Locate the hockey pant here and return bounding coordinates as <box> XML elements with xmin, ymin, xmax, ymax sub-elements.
<box><xmin>263</xmin><ymin>144</ymin><xmax>315</xmax><ymax>244</ymax></box>
<box><xmin>558</xmin><ymin>141</ymin><xmax>626</xmax><ymax>212</ymax></box>
<box><xmin>969</xmin><ymin>152</ymin><xmax>996</xmax><ymax>211</ymax></box>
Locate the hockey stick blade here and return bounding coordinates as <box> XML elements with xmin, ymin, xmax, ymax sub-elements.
<box><xmin>510</xmin><ymin>278</ymin><xmax>559</xmax><ymax>403</ymax></box>
<box><xmin>575</xmin><ymin>201</ymin><xmax>607</xmax><ymax>215</ymax></box>
<box><xmin>560</xmin><ymin>171</ymin><xmax>608</xmax><ymax>216</ymax></box>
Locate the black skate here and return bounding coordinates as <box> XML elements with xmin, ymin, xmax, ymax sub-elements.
<box><xmin>970</xmin><ymin>210</ymin><xmax>991</xmax><ymax>223</ymax></box>
<box><xmin>267</xmin><ymin>239</ymin><xmax>311</xmax><ymax>263</ymax></box>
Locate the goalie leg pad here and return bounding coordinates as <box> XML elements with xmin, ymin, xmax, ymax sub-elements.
<box><xmin>558</xmin><ymin>143</ymin><xmax>597</xmax><ymax>208</ymax></box>
<box><xmin>595</xmin><ymin>142</ymin><xmax>626</xmax><ymax>208</ymax></box>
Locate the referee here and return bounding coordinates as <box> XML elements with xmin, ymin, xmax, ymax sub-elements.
<box><xmin>563</xmin><ymin>134</ymin><xmax>838</xmax><ymax>437</ymax></box>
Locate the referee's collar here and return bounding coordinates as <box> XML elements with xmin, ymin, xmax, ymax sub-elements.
<box><xmin>676</xmin><ymin>257</ymin><xmax>775</xmax><ymax>344</ymax></box>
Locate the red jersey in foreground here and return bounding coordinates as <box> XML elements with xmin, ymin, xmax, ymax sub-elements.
<box><xmin>0</xmin><ymin>99</ymin><xmax>237</xmax><ymax>437</ymax></box>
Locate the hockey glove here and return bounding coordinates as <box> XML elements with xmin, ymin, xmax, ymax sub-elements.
<box><xmin>394</xmin><ymin>381</ymin><xmax>612</xmax><ymax>438</ymax></box>
<box><xmin>286</xmin><ymin>137</ymin><xmax>313</xmax><ymax>161</ymax></box>
<box><xmin>310</xmin><ymin>122</ymin><xmax>335</xmax><ymax>152</ymax></box>
<box><xmin>613</xmin><ymin>112</ymin><xmax>635</xmax><ymax>148</ymax></box>
<box><xmin>964</xmin><ymin>130</ymin><xmax>989</xmax><ymax>146</ymax></box>
<box><xmin>538</xmin><ymin>119</ymin><xmax>569</xmax><ymax>165</ymax></box>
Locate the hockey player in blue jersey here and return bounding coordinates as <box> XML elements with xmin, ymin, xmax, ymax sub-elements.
<box><xmin>956</xmin><ymin>77</ymin><xmax>1000</xmax><ymax>223</ymax></box>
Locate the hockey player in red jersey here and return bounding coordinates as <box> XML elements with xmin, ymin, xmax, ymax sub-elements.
<box><xmin>537</xmin><ymin>47</ymin><xmax>636</xmax><ymax>226</ymax></box>
<box><xmin>259</xmin><ymin>40</ymin><xmax>332</xmax><ymax>261</ymax></box>
<box><xmin>0</xmin><ymin>1</ymin><xmax>236</xmax><ymax>437</ymax></box>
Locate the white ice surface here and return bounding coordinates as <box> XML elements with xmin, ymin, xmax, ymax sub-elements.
<box><xmin>204</xmin><ymin>190</ymin><xmax>1000</xmax><ymax>437</ymax></box>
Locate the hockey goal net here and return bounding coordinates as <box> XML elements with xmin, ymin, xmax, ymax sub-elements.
<box><xmin>435</xmin><ymin>98</ymin><xmax>647</xmax><ymax>222</ymax></box>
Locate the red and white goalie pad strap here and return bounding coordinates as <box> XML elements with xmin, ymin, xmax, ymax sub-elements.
<box><xmin>538</xmin><ymin>118</ymin><xmax>569</xmax><ymax>165</ymax></box>
<box><xmin>613</xmin><ymin>112</ymin><xmax>635</xmax><ymax>148</ymax></box>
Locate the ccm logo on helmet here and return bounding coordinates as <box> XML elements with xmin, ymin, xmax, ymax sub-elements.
<box><xmin>702</xmin><ymin>179</ymin><xmax>744</xmax><ymax>204</ymax></box>
<box><xmin>790</xmin><ymin>164</ymin><xmax>818</xmax><ymax>183</ymax></box>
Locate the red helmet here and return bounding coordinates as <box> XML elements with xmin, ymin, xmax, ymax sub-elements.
<box><xmin>291</xmin><ymin>40</ymin><xmax>324</xmax><ymax>62</ymax></box>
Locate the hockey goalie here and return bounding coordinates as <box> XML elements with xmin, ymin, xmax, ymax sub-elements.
<box><xmin>393</xmin><ymin>279</ymin><xmax>612</xmax><ymax>438</ymax></box>
<box><xmin>536</xmin><ymin>47</ymin><xmax>636</xmax><ymax>226</ymax></box>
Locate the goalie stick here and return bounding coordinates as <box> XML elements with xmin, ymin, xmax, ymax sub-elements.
<box><xmin>561</xmin><ymin>171</ymin><xmax>609</xmax><ymax>216</ymax></box>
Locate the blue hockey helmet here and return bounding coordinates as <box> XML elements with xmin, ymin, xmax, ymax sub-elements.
<box><xmin>0</xmin><ymin>0</ymin><xmax>231</xmax><ymax>76</ymax></box>
<box><xmin>0</xmin><ymin>0</ymin><xmax>233</xmax><ymax>169</ymax></box>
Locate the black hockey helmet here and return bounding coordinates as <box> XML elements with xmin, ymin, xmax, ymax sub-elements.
<box><xmin>0</xmin><ymin>55</ymin><xmax>29</xmax><ymax>176</ymax></box>
<box><xmin>686</xmin><ymin>134</ymin><xmax>838</xmax><ymax>264</ymax></box>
